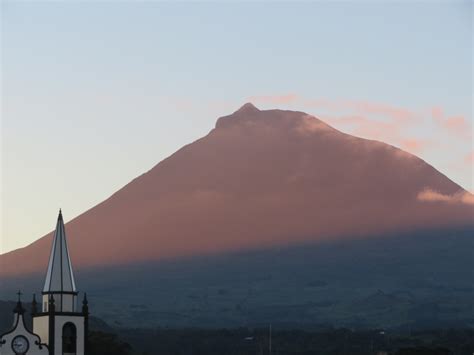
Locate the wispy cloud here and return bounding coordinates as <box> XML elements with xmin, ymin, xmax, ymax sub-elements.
<box><xmin>248</xmin><ymin>94</ymin><xmax>298</xmax><ymax>105</ymax></box>
<box><xmin>431</xmin><ymin>107</ymin><xmax>471</xmax><ymax>140</ymax></box>
<box><xmin>249</xmin><ymin>95</ymin><xmax>420</xmax><ymax>123</ymax></box>
<box><xmin>417</xmin><ymin>188</ymin><xmax>474</xmax><ymax>205</ymax></box>
<box><xmin>249</xmin><ymin>93</ymin><xmax>470</xmax><ymax>156</ymax></box>
<box><xmin>465</xmin><ymin>151</ymin><xmax>474</xmax><ymax>164</ymax></box>
<box><xmin>316</xmin><ymin>113</ymin><xmax>430</xmax><ymax>155</ymax></box>
<box><xmin>399</xmin><ymin>139</ymin><xmax>432</xmax><ymax>155</ymax></box>
<box><xmin>295</xmin><ymin>114</ymin><xmax>334</xmax><ymax>135</ymax></box>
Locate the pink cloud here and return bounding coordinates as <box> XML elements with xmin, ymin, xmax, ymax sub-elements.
<box><xmin>295</xmin><ymin>114</ymin><xmax>334</xmax><ymax>135</ymax></box>
<box><xmin>250</xmin><ymin>96</ymin><xmax>473</xmax><ymax>137</ymax></box>
<box><xmin>322</xmin><ymin>115</ymin><xmax>371</xmax><ymax>128</ymax></box>
<box><xmin>431</xmin><ymin>106</ymin><xmax>444</xmax><ymax>121</ymax></box>
<box><xmin>249</xmin><ymin>94</ymin><xmax>470</xmax><ymax>159</ymax></box>
<box><xmin>298</xmin><ymin>98</ymin><xmax>345</xmax><ymax>111</ymax></box>
<box><xmin>465</xmin><ymin>151</ymin><xmax>474</xmax><ymax>164</ymax></box>
<box><xmin>249</xmin><ymin>94</ymin><xmax>420</xmax><ymax>122</ymax></box>
<box><xmin>417</xmin><ymin>188</ymin><xmax>474</xmax><ymax>205</ymax></box>
<box><xmin>340</xmin><ymin>100</ymin><xmax>418</xmax><ymax>122</ymax></box>
<box><xmin>444</xmin><ymin>115</ymin><xmax>470</xmax><ymax>135</ymax></box>
<box><xmin>249</xmin><ymin>94</ymin><xmax>298</xmax><ymax>105</ymax></box>
<box><xmin>400</xmin><ymin>139</ymin><xmax>430</xmax><ymax>155</ymax></box>
<box><xmin>431</xmin><ymin>106</ymin><xmax>471</xmax><ymax>139</ymax></box>
<box><xmin>322</xmin><ymin>114</ymin><xmax>429</xmax><ymax>155</ymax></box>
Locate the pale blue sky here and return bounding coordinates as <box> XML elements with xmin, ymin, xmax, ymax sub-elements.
<box><xmin>1</xmin><ymin>1</ymin><xmax>472</xmax><ymax>253</ymax></box>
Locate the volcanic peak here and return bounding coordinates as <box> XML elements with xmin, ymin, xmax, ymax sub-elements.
<box><xmin>235</xmin><ymin>102</ymin><xmax>260</xmax><ymax>114</ymax></box>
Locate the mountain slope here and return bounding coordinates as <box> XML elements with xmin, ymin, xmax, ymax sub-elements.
<box><xmin>1</xmin><ymin>103</ymin><xmax>472</xmax><ymax>277</ymax></box>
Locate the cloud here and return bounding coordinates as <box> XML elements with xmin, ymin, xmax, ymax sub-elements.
<box><xmin>400</xmin><ymin>139</ymin><xmax>431</xmax><ymax>155</ymax></box>
<box><xmin>325</xmin><ymin>114</ymin><xmax>400</xmax><ymax>141</ymax></box>
<box><xmin>320</xmin><ymin>114</ymin><xmax>430</xmax><ymax>155</ymax></box>
<box><xmin>465</xmin><ymin>151</ymin><xmax>474</xmax><ymax>164</ymax></box>
<box><xmin>249</xmin><ymin>94</ymin><xmax>420</xmax><ymax>122</ymax></box>
<box><xmin>443</xmin><ymin>116</ymin><xmax>471</xmax><ymax>136</ymax></box>
<box><xmin>417</xmin><ymin>188</ymin><xmax>474</xmax><ymax>205</ymax></box>
<box><xmin>337</xmin><ymin>100</ymin><xmax>418</xmax><ymax>122</ymax></box>
<box><xmin>250</xmin><ymin>95</ymin><xmax>470</xmax><ymax>136</ymax></box>
<box><xmin>248</xmin><ymin>94</ymin><xmax>298</xmax><ymax>105</ymax></box>
<box><xmin>295</xmin><ymin>115</ymin><xmax>334</xmax><ymax>135</ymax></box>
<box><xmin>250</xmin><ymin>94</ymin><xmax>470</xmax><ymax>160</ymax></box>
<box><xmin>431</xmin><ymin>106</ymin><xmax>444</xmax><ymax>121</ymax></box>
<box><xmin>431</xmin><ymin>106</ymin><xmax>471</xmax><ymax>140</ymax></box>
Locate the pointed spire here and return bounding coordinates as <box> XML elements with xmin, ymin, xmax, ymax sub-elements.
<box><xmin>43</xmin><ymin>210</ymin><xmax>77</xmax><ymax>293</ymax></box>
<box><xmin>31</xmin><ymin>294</ymin><xmax>38</xmax><ymax>315</ymax></box>
<box><xmin>13</xmin><ymin>291</ymin><xmax>25</xmax><ymax>315</ymax></box>
<box><xmin>82</xmin><ymin>293</ymin><xmax>89</xmax><ymax>317</ymax></box>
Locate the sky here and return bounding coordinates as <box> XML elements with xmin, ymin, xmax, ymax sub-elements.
<box><xmin>1</xmin><ymin>1</ymin><xmax>472</xmax><ymax>254</ymax></box>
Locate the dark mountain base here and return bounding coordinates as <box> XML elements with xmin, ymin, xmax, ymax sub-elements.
<box><xmin>1</xmin><ymin>228</ymin><xmax>473</xmax><ymax>329</ymax></box>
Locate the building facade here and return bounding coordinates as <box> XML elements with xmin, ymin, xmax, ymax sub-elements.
<box><xmin>0</xmin><ymin>210</ymin><xmax>89</xmax><ymax>355</ymax></box>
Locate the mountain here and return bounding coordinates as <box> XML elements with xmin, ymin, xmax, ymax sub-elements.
<box><xmin>0</xmin><ymin>103</ymin><xmax>472</xmax><ymax>277</ymax></box>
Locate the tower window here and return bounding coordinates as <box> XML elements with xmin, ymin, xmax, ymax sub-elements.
<box><xmin>62</xmin><ymin>322</ymin><xmax>77</xmax><ymax>355</ymax></box>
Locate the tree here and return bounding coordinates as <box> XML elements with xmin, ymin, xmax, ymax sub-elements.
<box><xmin>89</xmin><ymin>331</ymin><xmax>133</xmax><ymax>355</ymax></box>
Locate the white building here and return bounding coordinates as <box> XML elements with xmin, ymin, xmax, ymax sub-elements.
<box><xmin>0</xmin><ymin>210</ymin><xmax>89</xmax><ymax>355</ymax></box>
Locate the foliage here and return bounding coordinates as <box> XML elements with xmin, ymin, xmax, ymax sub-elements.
<box><xmin>394</xmin><ymin>348</ymin><xmax>451</xmax><ymax>355</ymax></box>
<box><xmin>114</xmin><ymin>327</ymin><xmax>474</xmax><ymax>355</ymax></box>
<box><xmin>89</xmin><ymin>331</ymin><xmax>133</xmax><ymax>355</ymax></box>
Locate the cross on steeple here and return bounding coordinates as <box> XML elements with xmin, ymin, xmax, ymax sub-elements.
<box><xmin>14</xmin><ymin>290</ymin><xmax>25</xmax><ymax>315</ymax></box>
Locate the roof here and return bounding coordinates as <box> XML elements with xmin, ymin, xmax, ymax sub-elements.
<box><xmin>43</xmin><ymin>210</ymin><xmax>77</xmax><ymax>293</ymax></box>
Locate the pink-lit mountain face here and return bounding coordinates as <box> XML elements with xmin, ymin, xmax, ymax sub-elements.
<box><xmin>1</xmin><ymin>104</ymin><xmax>472</xmax><ymax>277</ymax></box>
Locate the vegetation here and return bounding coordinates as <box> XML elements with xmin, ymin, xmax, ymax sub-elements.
<box><xmin>113</xmin><ymin>327</ymin><xmax>474</xmax><ymax>355</ymax></box>
<box><xmin>89</xmin><ymin>331</ymin><xmax>133</xmax><ymax>355</ymax></box>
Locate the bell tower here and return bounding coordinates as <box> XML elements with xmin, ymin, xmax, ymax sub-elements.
<box><xmin>32</xmin><ymin>210</ymin><xmax>89</xmax><ymax>355</ymax></box>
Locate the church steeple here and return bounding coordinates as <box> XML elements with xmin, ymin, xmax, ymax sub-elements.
<box><xmin>43</xmin><ymin>209</ymin><xmax>77</xmax><ymax>294</ymax></box>
<box><xmin>2</xmin><ymin>209</ymin><xmax>89</xmax><ymax>355</ymax></box>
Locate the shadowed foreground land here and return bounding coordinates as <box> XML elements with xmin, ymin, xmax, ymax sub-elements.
<box><xmin>97</xmin><ymin>327</ymin><xmax>474</xmax><ymax>355</ymax></box>
<box><xmin>1</xmin><ymin>312</ymin><xmax>472</xmax><ymax>355</ymax></box>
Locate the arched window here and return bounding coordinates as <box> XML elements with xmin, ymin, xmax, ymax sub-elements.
<box><xmin>62</xmin><ymin>322</ymin><xmax>77</xmax><ymax>355</ymax></box>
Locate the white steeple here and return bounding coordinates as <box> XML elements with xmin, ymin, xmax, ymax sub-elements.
<box><xmin>43</xmin><ymin>209</ymin><xmax>77</xmax><ymax>293</ymax></box>
<box><xmin>32</xmin><ymin>210</ymin><xmax>88</xmax><ymax>355</ymax></box>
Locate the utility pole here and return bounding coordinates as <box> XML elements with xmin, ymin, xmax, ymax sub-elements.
<box><xmin>269</xmin><ymin>324</ymin><xmax>272</xmax><ymax>355</ymax></box>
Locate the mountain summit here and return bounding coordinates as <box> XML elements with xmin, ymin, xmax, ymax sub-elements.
<box><xmin>235</xmin><ymin>102</ymin><xmax>260</xmax><ymax>114</ymax></box>
<box><xmin>1</xmin><ymin>105</ymin><xmax>472</xmax><ymax>277</ymax></box>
